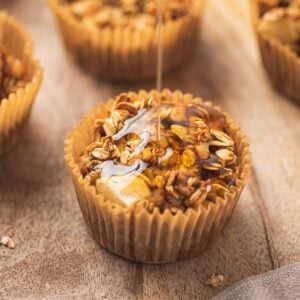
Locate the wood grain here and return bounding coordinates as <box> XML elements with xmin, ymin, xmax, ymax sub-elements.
<box><xmin>0</xmin><ymin>0</ymin><xmax>299</xmax><ymax>299</ymax></box>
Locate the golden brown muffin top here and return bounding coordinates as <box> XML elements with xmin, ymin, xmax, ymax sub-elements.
<box><xmin>80</xmin><ymin>92</ymin><xmax>241</xmax><ymax>213</ymax></box>
<box><xmin>0</xmin><ymin>48</ymin><xmax>26</xmax><ymax>101</ymax></box>
<box><xmin>64</xmin><ymin>0</ymin><xmax>193</xmax><ymax>29</ymax></box>
<box><xmin>258</xmin><ymin>0</ymin><xmax>300</xmax><ymax>54</ymax></box>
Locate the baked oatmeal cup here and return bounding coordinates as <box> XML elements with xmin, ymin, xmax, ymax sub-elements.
<box><xmin>49</xmin><ymin>0</ymin><xmax>205</xmax><ymax>81</ymax></box>
<box><xmin>252</xmin><ymin>0</ymin><xmax>300</xmax><ymax>102</ymax></box>
<box><xmin>0</xmin><ymin>11</ymin><xmax>43</xmax><ymax>155</ymax></box>
<box><xmin>65</xmin><ymin>90</ymin><xmax>251</xmax><ymax>263</ymax></box>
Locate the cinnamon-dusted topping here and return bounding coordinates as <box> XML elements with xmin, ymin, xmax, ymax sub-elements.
<box><xmin>0</xmin><ymin>48</ymin><xmax>26</xmax><ymax>100</ymax></box>
<box><xmin>258</xmin><ymin>0</ymin><xmax>300</xmax><ymax>52</ymax></box>
<box><xmin>64</xmin><ymin>0</ymin><xmax>193</xmax><ymax>29</ymax></box>
<box><xmin>80</xmin><ymin>92</ymin><xmax>241</xmax><ymax>213</ymax></box>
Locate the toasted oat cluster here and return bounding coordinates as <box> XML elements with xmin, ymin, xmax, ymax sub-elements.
<box><xmin>65</xmin><ymin>0</ymin><xmax>192</xmax><ymax>29</ymax></box>
<box><xmin>0</xmin><ymin>48</ymin><xmax>26</xmax><ymax>100</ymax></box>
<box><xmin>258</xmin><ymin>0</ymin><xmax>300</xmax><ymax>54</ymax></box>
<box><xmin>80</xmin><ymin>93</ymin><xmax>241</xmax><ymax>213</ymax></box>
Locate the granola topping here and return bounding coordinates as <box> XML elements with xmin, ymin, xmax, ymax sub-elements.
<box><xmin>80</xmin><ymin>93</ymin><xmax>241</xmax><ymax>213</ymax></box>
<box><xmin>0</xmin><ymin>48</ymin><xmax>26</xmax><ymax>100</ymax></box>
<box><xmin>65</xmin><ymin>0</ymin><xmax>193</xmax><ymax>29</ymax></box>
<box><xmin>258</xmin><ymin>0</ymin><xmax>300</xmax><ymax>54</ymax></box>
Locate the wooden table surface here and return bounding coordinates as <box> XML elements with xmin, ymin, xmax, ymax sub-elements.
<box><xmin>0</xmin><ymin>0</ymin><xmax>299</xmax><ymax>299</ymax></box>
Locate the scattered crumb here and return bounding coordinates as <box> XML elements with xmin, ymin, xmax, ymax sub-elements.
<box><xmin>0</xmin><ymin>236</ymin><xmax>15</xmax><ymax>249</ymax></box>
<box><xmin>100</xmin><ymin>292</ymin><xmax>107</xmax><ymax>299</ymax></box>
<box><xmin>205</xmin><ymin>273</ymin><xmax>224</xmax><ymax>288</ymax></box>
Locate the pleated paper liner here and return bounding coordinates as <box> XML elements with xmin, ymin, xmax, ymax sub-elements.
<box><xmin>64</xmin><ymin>90</ymin><xmax>252</xmax><ymax>264</ymax></box>
<box><xmin>0</xmin><ymin>11</ymin><xmax>43</xmax><ymax>156</ymax></box>
<box><xmin>251</xmin><ymin>0</ymin><xmax>300</xmax><ymax>103</ymax></box>
<box><xmin>48</xmin><ymin>0</ymin><xmax>205</xmax><ymax>81</ymax></box>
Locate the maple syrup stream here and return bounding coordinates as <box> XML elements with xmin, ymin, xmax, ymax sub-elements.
<box><xmin>156</xmin><ymin>0</ymin><xmax>164</xmax><ymax>141</ymax></box>
<box><xmin>97</xmin><ymin>1</ymin><xmax>165</xmax><ymax>204</ymax></box>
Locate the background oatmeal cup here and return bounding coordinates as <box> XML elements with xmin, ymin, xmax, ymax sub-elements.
<box><xmin>251</xmin><ymin>0</ymin><xmax>300</xmax><ymax>103</ymax></box>
<box><xmin>48</xmin><ymin>0</ymin><xmax>206</xmax><ymax>81</ymax></box>
<box><xmin>0</xmin><ymin>11</ymin><xmax>43</xmax><ymax>156</ymax></box>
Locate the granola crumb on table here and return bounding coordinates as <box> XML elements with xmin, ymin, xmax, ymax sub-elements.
<box><xmin>205</xmin><ymin>273</ymin><xmax>225</xmax><ymax>288</ymax></box>
<box><xmin>0</xmin><ymin>236</ymin><xmax>15</xmax><ymax>249</ymax></box>
<box><xmin>80</xmin><ymin>92</ymin><xmax>242</xmax><ymax>213</ymax></box>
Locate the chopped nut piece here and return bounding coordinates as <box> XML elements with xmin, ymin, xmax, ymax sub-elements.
<box><xmin>115</xmin><ymin>102</ymin><xmax>137</xmax><ymax>114</ymax></box>
<box><xmin>202</xmin><ymin>154</ymin><xmax>223</xmax><ymax>171</ymax></box>
<box><xmin>189</xmin><ymin>117</ymin><xmax>211</xmax><ymax>142</ymax></box>
<box><xmin>211</xmin><ymin>183</ymin><xmax>230</xmax><ymax>194</ymax></box>
<box><xmin>170</xmin><ymin>124</ymin><xmax>188</xmax><ymax>141</ymax></box>
<box><xmin>120</xmin><ymin>149</ymin><xmax>131</xmax><ymax>164</ymax></box>
<box><xmin>182</xmin><ymin>148</ymin><xmax>196</xmax><ymax>167</ymax></box>
<box><xmin>210</xmin><ymin>130</ymin><xmax>234</xmax><ymax>147</ymax></box>
<box><xmin>169</xmin><ymin>105</ymin><xmax>186</xmax><ymax>122</ymax></box>
<box><xmin>122</xmin><ymin>176</ymin><xmax>151</xmax><ymax>199</ymax></box>
<box><xmin>86</xmin><ymin>170</ymin><xmax>101</xmax><ymax>185</ymax></box>
<box><xmin>205</xmin><ymin>273</ymin><xmax>224</xmax><ymax>288</ymax></box>
<box><xmin>215</xmin><ymin>149</ymin><xmax>237</xmax><ymax>165</ymax></box>
<box><xmin>195</xmin><ymin>143</ymin><xmax>210</xmax><ymax>160</ymax></box>
<box><xmin>92</xmin><ymin>148</ymin><xmax>110</xmax><ymax>160</ymax></box>
<box><xmin>141</xmin><ymin>147</ymin><xmax>152</xmax><ymax>161</ymax></box>
<box><xmin>153</xmin><ymin>175</ymin><xmax>165</xmax><ymax>188</ymax></box>
<box><xmin>103</xmin><ymin>118</ymin><xmax>117</xmax><ymax>136</ymax></box>
<box><xmin>159</xmin><ymin>106</ymin><xmax>172</xmax><ymax>120</ymax></box>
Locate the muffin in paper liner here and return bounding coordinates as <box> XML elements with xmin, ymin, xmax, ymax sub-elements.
<box><xmin>251</xmin><ymin>0</ymin><xmax>300</xmax><ymax>103</ymax></box>
<box><xmin>48</xmin><ymin>0</ymin><xmax>205</xmax><ymax>81</ymax></box>
<box><xmin>64</xmin><ymin>90</ymin><xmax>251</xmax><ymax>263</ymax></box>
<box><xmin>0</xmin><ymin>11</ymin><xmax>43</xmax><ymax>156</ymax></box>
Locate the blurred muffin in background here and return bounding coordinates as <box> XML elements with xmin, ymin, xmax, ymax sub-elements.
<box><xmin>252</xmin><ymin>0</ymin><xmax>300</xmax><ymax>103</ymax></box>
<box><xmin>0</xmin><ymin>11</ymin><xmax>43</xmax><ymax>156</ymax></box>
<box><xmin>0</xmin><ymin>49</ymin><xmax>26</xmax><ymax>99</ymax></box>
<box><xmin>49</xmin><ymin>0</ymin><xmax>205</xmax><ymax>81</ymax></box>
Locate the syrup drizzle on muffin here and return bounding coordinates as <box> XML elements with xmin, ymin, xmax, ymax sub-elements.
<box><xmin>80</xmin><ymin>93</ymin><xmax>241</xmax><ymax>213</ymax></box>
